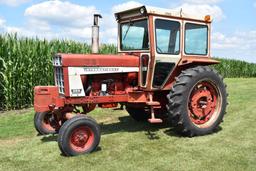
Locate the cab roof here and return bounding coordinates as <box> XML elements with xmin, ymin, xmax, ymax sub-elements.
<box><xmin>115</xmin><ymin>5</ymin><xmax>212</xmax><ymax>23</ymax></box>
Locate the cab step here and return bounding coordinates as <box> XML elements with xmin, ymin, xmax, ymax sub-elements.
<box><xmin>148</xmin><ymin>118</ymin><xmax>163</xmax><ymax>123</ymax></box>
<box><xmin>146</xmin><ymin>101</ymin><xmax>160</xmax><ymax>106</ymax></box>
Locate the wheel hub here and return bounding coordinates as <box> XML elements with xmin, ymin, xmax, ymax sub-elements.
<box><xmin>189</xmin><ymin>81</ymin><xmax>218</xmax><ymax>125</ymax></box>
<box><xmin>69</xmin><ymin>126</ymin><xmax>94</xmax><ymax>152</ymax></box>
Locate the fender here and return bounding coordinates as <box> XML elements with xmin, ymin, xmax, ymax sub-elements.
<box><xmin>178</xmin><ymin>56</ymin><xmax>220</xmax><ymax>66</ymax></box>
<box><xmin>162</xmin><ymin>56</ymin><xmax>219</xmax><ymax>90</ymax></box>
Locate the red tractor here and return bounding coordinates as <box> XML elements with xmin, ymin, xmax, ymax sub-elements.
<box><xmin>34</xmin><ymin>6</ymin><xmax>227</xmax><ymax>156</ymax></box>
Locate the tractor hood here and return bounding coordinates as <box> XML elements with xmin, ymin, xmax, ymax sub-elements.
<box><xmin>59</xmin><ymin>54</ymin><xmax>139</xmax><ymax>67</ymax></box>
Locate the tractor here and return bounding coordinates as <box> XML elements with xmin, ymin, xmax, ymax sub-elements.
<box><xmin>34</xmin><ymin>6</ymin><xmax>227</xmax><ymax>156</ymax></box>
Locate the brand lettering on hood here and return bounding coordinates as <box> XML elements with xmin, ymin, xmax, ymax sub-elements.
<box><xmin>83</xmin><ymin>67</ymin><xmax>119</xmax><ymax>72</ymax></box>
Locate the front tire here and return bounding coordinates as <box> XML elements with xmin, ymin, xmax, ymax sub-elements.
<box><xmin>58</xmin><ymin>115</ymin><xmax>101</xmax><ymax>156</ymax></box>
<box><xmin>166</xmin><ymin>66</ymin><xmax>227</xmax><ymax>137</ymax></box>
<box><xmin>34</xmin><ymin>112</ymin><xmax>56</xmax><ymax>135</ymax></box>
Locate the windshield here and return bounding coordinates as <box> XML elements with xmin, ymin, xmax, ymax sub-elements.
<box><xmin>120</xmin><ymin>19</ymin><xmax>149</xmax><ymax>51</ymax></box>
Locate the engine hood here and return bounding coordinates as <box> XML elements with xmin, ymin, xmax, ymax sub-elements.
<box><xmin>59</xmin><ymin>53</ymin><xmax>139</xmax><ymax>67</ymax></box>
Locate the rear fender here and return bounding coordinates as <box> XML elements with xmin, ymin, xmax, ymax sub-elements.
<box><xmin>178</xmin><ymin>57</ymin><xmax>220</xmax><ymax>66</ymax></box>
<box><xmin>162</xmin><ymin>57</ymin><xmax>219</xmax><ymax>90</ymax></box>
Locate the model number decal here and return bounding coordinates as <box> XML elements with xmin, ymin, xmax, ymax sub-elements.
<box><xmin>71</xmin><ymin>89</ymin><xmax>82</xmax><ymax>94</ymax></box>
<box><xmin>83</xmin><ymin>67</ymin><xmax>119</xmax><ymax>72</ymax></box>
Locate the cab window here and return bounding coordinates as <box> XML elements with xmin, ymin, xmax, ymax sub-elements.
<box><xmin>120</xmin><ymin>19</ymin><xmax>149</xmax><ymax>51</ymax></box>
<box><xmin>185</xmin><ymin>23</ymin><xmax>208</xmax><ymax>55</ymax></box>
<box><xmin>155</xmin><ymin>19</ymin><xmax>180</xmax><ymax>55</ymax></box>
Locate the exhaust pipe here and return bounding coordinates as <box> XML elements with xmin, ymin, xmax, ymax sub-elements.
<box><xmin>92</xmin><ymin>14</ymin><xmax>102</xmax><ymax>54</ymax></box>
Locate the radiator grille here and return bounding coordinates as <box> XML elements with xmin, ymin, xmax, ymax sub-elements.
<box><xmin>54</xmin><ymin>67</ymin><xmax>64</xmax><ymax>94</ymax></box>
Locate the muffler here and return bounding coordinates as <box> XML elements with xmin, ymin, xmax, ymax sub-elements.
<box><xmin>91</xmin><ymin>14</ymin><xmax>102</xmax><ymax>54</ymax></box>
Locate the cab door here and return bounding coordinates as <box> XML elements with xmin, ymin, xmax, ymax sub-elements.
<box><xmin>152</xmin><ymin>17</ymin><xmax>182</xmax><ymax>88</ymax></box>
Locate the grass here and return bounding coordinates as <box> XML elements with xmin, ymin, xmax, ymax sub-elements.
<box><xmin>0</xmin><ymin>78</ymin><xmax>256</xmax><ymax>171</ymax></box>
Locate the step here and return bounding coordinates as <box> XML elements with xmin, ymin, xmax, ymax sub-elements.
<box><xmin>148</xmin><ymin>118</ymin><xmax>163</xmax><ymax>124</ymax></box>
<box><xmin>146</xmin><ymin>101</ymin><xmax>160</xmax><ymax>106</ymax></box>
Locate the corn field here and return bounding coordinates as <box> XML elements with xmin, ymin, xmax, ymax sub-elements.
<box><xmin>0</xmin><ymin>34</ymin><xmax>255</xmax><ymax>110</ymax></box>
<box><xmin>213</xmin><ymin>58</ymin><xmax>256</xmax><ymax>78</ymax></box>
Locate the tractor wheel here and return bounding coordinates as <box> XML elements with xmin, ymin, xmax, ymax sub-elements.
<box><xmin>126</xmin><ymin>107</ymin><xmax>150</xmax><ymax>121</ymax></box>
<box><xmin>166</xmin><ymin>66</ymin><xmax>227</xmax><ymax>137</ymax></box>
<box><xmin>58</xmin><ymin>115</ymin><xmax>100</xmax><ymax>156</ymax></box>
<box><xmin>34</xmin><ymin>112</ymin><xmax>57</xmax><ymax>135</ymax></box>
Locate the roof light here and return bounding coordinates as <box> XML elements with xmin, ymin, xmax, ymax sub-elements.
<box><xmin>140</xmin><ymin>7</ymin><xmax>145</xmax><ymax>14</ymax></box>
<box><xmin>204</xmin><ymin>15</ymin><xmax>211</xmax><ymax>22</ymax></box>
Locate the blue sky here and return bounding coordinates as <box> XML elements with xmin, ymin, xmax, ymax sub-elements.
<box><xmin>0</xmin><ymin>0</ymin><xmax>256</xmax><ymax>63</ymax></box>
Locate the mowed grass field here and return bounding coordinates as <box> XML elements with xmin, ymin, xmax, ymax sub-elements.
<box><xmin>0</xmin><ymin>78</ymin><xmax>256</xmax><ymax>171</ymax></box>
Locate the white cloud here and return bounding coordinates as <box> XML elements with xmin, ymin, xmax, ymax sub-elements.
<box><xmin>25</xmin><ymin>0</ymin><xmax>98</xmax><ymax>28</ymax></box>
<box><xmin>0</xmin><ymin>0</ymin><xmax>101</xmax><ymax>41</ymax></box>
<box><xmin>112</xmin><ymin>1</ymin><xmax>142</xmax><ymax>13</ymax></box>
<box><xmin>182</xmin><ymin>0</ymin><xmax>221</xmax><ymax>4</ymax></box>
<box><xmin>0</xmin><ymin>0</ymin><xmax>119</xmax><ymax>42</ymax></box>
<box><xmin>175</xmin><ymin>3</ymin><xmax>224</xmax><ymax>21</ymax></box>
<box><xmin>0</xmin><ymin>18</ymin><xmax>6</xmax><ymax>28</ymax></box>
<box><xmin>0</xmin><ymin>0</ymin><xmax>31</xmax><ymax>7</ymax></box>
<box><xmin>212</xmin><ymin>31</ymin><xmax>256</xmax><ymax>62</ymax></box>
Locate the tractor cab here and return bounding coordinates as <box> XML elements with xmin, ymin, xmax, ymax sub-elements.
<box><xmin>115</xmin><ymin>6</ymin><xmax>215</xmax><ymax>90</ymax></box>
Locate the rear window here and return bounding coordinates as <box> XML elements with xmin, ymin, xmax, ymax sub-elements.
<box><xmin>185</xmin><ymin>23</ymin><xmax>208</xmax><ymax>55</ymax></box>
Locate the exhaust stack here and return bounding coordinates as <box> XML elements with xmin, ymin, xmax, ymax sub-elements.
<box><xmin>92</xmin><ymin>14</ymin><xmax>102</xmax><ymax>54</ymax></box>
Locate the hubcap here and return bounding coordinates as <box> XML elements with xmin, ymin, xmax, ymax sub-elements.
<box><xmin>69</xmin><ymin>126</ymin><xmax>94</xmax><ymax>152</ymax></box>
<box><xmin>188</xmin><ymin>81</ymin><xmax>221</xmax><ymax>127</ymax></box>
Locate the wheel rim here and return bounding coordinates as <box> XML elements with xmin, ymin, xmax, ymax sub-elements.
<box><xmin>42</xmin><ymin>113</ymin><xmax>55</xmax><ymax>131</ymax></box>
<box><xmin>188</xmin><ymin>80</ymin><xmax>222</xmax><ymax>128</ymax></box>
<box><xmin>69</xmin><ymin>126</ymin><xmax>94</xmax><ymax>153</ymax></box>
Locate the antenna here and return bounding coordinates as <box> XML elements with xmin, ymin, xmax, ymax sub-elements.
<box><xmin>180</xmin><ymin>8</ymin><xmax>183</xmax><ymax>17</ymax></box>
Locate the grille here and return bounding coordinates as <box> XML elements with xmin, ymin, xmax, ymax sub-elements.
<box><xmin>53</xmin><ymin>55</ymin><xmax>64</xmax><ymax>94</ymax></box>
<box><xmin>55</xmin><ymin>67</ymin><xmax>65</xmax><ymax>94</ymax></box>
<box><xmin>53</xmin><ymin>55</ymin><xmax>62</xmax><ymax>66</ymax></box>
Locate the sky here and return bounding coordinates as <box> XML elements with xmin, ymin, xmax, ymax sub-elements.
<box><xmin>0</xmin><ymin>0</ymin><xmax>256</xmax><ymax>63</ymax></box>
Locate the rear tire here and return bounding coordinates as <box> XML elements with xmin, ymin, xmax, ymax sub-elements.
<box><xmin>166</xmin><ymin>66</ymin><xmax>227</xmax><ymax>137</ymax></box>
<box><xmin>126</xmin><ymin>107</ymin><xmax>150</xmax><ymax>121</ymax></box>
<box><xmin>34</xmin><ymin>112</ymin><xmax>56</xmax><ymax>135</ymax></box>
<box><xmin>58</xmin><ymin>115</ymin><xmax>101</xmax><ymax>156</ymax></box>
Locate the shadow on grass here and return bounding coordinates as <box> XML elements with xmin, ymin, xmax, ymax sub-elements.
<box><xmin>41</xmin><ymin>134</ymin><xmax>58</xmax><ymax>142</ymax></box>
<box><xmin>100</xmin><ymin>116</ymin><xmax>178</xmax><ymax>140</ymax></box>
<box><xmin>39</xmin><ymin>117</ymin><xmax>223</xmax><ymax>143</ymax></box>
<box><xmin>164</xmin><ymin>125</ymin><xmax>223</xmax><ymax>137</ymax></box>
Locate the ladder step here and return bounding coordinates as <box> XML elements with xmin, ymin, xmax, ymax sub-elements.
<box><xmin>148</xmin><ymin>118</ymin><xmax>163</xmax><ymax>124</ymax></box>
<box><xmin>146</xmin><ymin>101</ymin><xmax>160</xmax><ymax>106</ymax></box>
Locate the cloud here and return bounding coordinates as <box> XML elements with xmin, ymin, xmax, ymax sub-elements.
<box><xmin>112</xmin><ymin>1</ymin><xmax>142</xmax><ymax>13</ymax></box>
<box><xmin>0</xmin><ymin>18</ymin><xmax>6</xmax><ymax>28</ymax></box>
<box><xmin>0</xmin><ymin>0</ymin><xmax>119</xmax><ymax>42</ymax></box>
<box><xmin>0</xmin><ymin>0</ymin><xmax>31</xmax><ymax>7</ymax></box>
<box><xmin>101</xmin><ymin>1</ymin><xmax>144</xmax><ymax>44</ymax></box>
<box><xmin>25</xmin><ymin>0</ymin><xmax>98</xmax><ymax>28</ymax></box>
<box><xmin>182</xmin><ymin>0</ymin><xmax>221</xmax><ymax>4</ymax></box>
<box><xmin>175</xmin><ymin>3</ymin><xmax>224</xmax><ymax>21</ymax></box>
<box><xmin>0</xmin><ymin>0</ymin><xmax>101</xmax><ymax>41</ymax></box>
<box><xmin>212</xmin><ymin>31</ymin><xmax>256</xmax><ymax>62</ymax></box>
